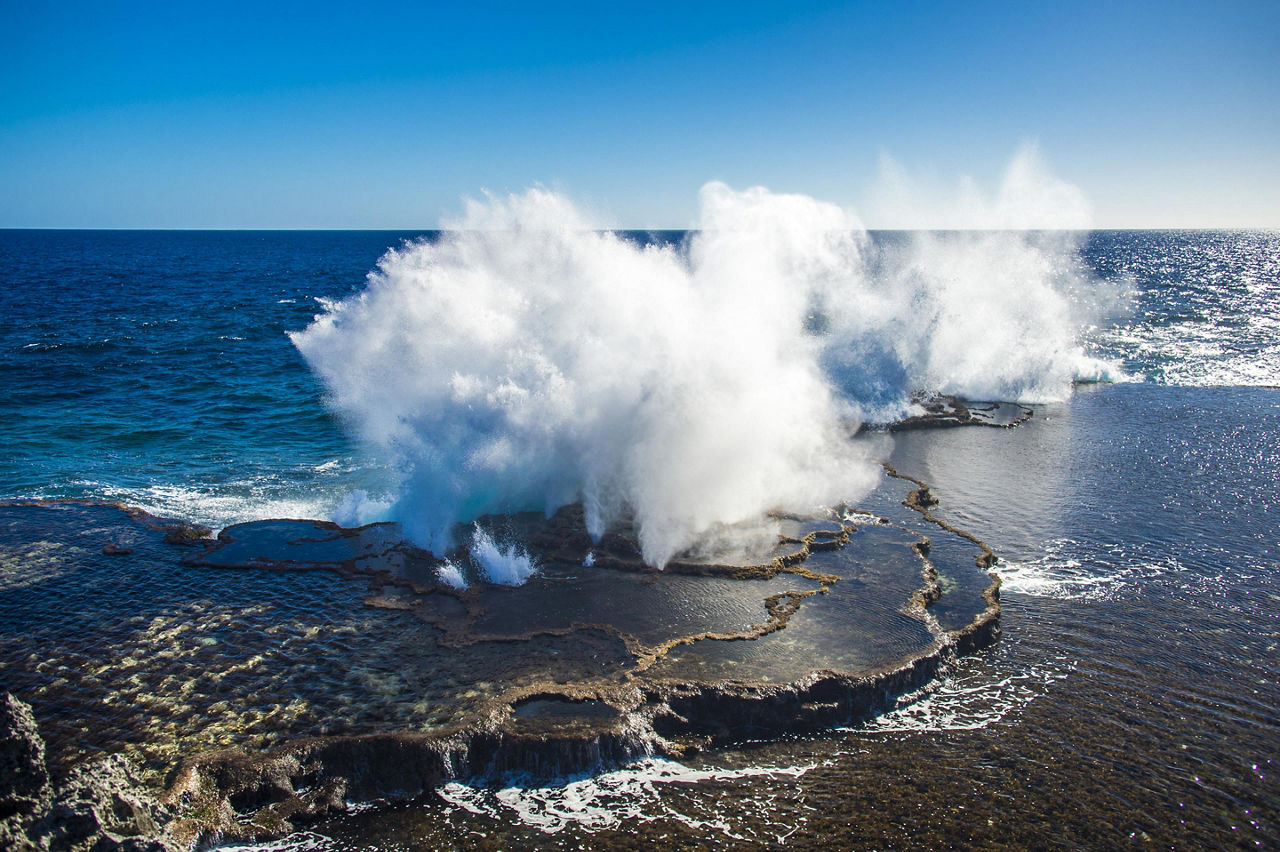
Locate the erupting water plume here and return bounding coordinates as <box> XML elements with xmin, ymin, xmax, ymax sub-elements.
<box><xmin>292</xmin><ymin>152</ymin><xmax>1115</xmax><ymax>568</ymax></box>
<box><xmin>469</xmin><ymin>525</ymin><xmax>540</xmax><ymax>585</ymax></box>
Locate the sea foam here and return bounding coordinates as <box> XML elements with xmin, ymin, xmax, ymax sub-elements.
<box><xmin>292</xmin><ymin>152</ymin><xmax>1114</xmax><ymax>566</ymax></box>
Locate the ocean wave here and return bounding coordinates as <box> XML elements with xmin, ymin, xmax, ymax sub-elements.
<box><xmin>73</xmin><ymin>481</ymin><xmax>355</xmax><ymax>532</ymax></box>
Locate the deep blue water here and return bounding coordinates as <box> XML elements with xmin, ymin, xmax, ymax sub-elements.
<box><xmin>0</xmin><ymin>230</ymin><xmax>425</xmax><ymax>523</ymax></box>
<box><xmin>1</xmin><ymin>229</ymin><xmax>1276</xmax><ymax>530</ymax></box>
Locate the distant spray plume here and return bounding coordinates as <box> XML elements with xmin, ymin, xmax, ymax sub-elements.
<box><xmin>292</xmin><ymin>150</ymin><xmax>1118</xmax><ymax>567</ymax></box>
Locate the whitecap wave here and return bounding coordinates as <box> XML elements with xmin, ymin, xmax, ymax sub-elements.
<box><xmin>85</xmin><ymin>481</ymin><xmax>342</xmax><ymax>532</ymax></box>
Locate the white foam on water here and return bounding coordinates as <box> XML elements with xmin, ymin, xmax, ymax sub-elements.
<box><xmin>84</xmin><ymin>481</ymin><xmax>342</xmax><ymax>532</ymax></box>
<box><xmin>211</xmin><ymin>679</ymin><xmax>1075</xmax><ymax>850</ymax></box>
<box><xmin>216</xmin><ymin>832</ymin><xmax>341</xmax><ymax>852</ymax></box>
<box><xmin>854</xmin><ymin>658</ymin><xmax>1076</xmax><ymax>733</ymax></box>
<box><xmin>995</xmin><ymin>539</ymin><xmax>1181</xmax><ymax>601</ymax></box>
<box><xmin>437</xmin><ymin>757</ymin><xmax>816</xmax><ymax>837</ymax></box>
<box><xmin>1089</xmin><ymin>316</ymin><xmax>1280</xmax><ymax>388</ymax></box>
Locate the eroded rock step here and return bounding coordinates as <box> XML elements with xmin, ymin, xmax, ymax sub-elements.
<box><xmin>644</xmin><ymin>525</ymin><xmax>938</xmax><ymax>683</ymax></box>
<box><xmin>0</xmin><ymin>460</ymin><xmax>1001</xmax><ymax>846</ymax></box>
<box><xmin>0</xmin><ymin>505</ymin><xmax>633</xmax><ymax>777</ymax></box>
<box><xmin>853</xmin><ymin>466</ymin><xmax>998</xmax><ymax>632</ymax></box>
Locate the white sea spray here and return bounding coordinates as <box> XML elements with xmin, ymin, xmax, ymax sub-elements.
<box><xmin>435</xmin><ymin>559</ymin><xmax>469</xmax><ymax>590</ymax></box>
<box><xmin>469</xmin><ymin>524</ymin><xmax>538</xmax><ymax>585</ymax></box>
<box><xmin>293</xmin><ymin>150</ymin><xmax>1117</xmax><ymax>567</ymax></box>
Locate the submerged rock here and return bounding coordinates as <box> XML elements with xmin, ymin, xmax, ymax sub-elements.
<box><xmin>156</xmin><ymin>466</ymin><xmax>1001</xmax><ymax>846</ymax></box>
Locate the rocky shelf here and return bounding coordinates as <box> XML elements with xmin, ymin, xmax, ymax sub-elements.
<box><xmin>1</xmin><ymin>451</ymin><xmax>1002</xmax><ymax>848</ymax></box>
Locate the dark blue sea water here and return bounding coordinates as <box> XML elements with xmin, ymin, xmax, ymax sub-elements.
<box><xmin>1</xmin><ymin>228</ymin><xmax>1277</xmax><ymax>848</ymax></box>
<box><xmin>0</xmin><ymin>230</ymin><xmax>422</xmax><ymax>524</ymax></box>
<box><xmin>1</xmin><ymin>229</ymin><xmax>1275</xmax><ymax>530</ymax></box>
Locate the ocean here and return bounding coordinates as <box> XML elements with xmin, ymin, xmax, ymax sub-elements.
<box><xmin>0</xmin><ymin>226</ymin><xmax>1276</xmax><ymax>849</ymax></box>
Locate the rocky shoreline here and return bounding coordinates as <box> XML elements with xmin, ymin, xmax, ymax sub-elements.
<box><xmin>1</xmin><ymin>411</ymin><xmax>1005</xmax><ymax>850</ymax></box>
<box><xmin>1</xmin><ymin>694</ymin><xmax>179</xmax><ymax>851</ymax></box>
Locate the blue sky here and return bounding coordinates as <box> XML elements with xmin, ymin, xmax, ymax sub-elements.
<box><xmin>2</xmin><ymin>0</ymin><xmax>1276</xmax><ymax>228</ymax></box>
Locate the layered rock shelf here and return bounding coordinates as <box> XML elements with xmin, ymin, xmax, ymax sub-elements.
<box><xmin>1</xmin><ymin>452</ymin><xmax>1002</xmax><ymax>848</ymax></box>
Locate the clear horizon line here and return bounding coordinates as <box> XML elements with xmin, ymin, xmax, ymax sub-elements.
<box><xmin>2</xmin><ymin>225</ymin><xmax>1277</xmax><ymax>233</ymax></box>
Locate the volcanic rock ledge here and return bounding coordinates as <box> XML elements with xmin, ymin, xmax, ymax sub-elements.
<box><xmin>161</xmin><ymin>466</ymin><xmax>1002</xmax><ymax>847</ymax></box>
<box><xmin>1</xmin><ymin>694</ymin><xmax>180</xmax><ymax>852</ymax></box>
<box><xmin>0</xmin><ymin>442</ymin><xmax>1005</xmax><ymax>848</ymax></box>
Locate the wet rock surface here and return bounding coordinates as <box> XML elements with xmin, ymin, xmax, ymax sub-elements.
<box><xmin>0</xmin><ymin>422</ymin><xmax>1007</xmax><ymax>848</ymax></box>
<box><xmin>880</xmin><ymin>394</ymin><xmax>1033</xmax><ymax>431</ymax></box>
<box><xmin>0</xmin><ymin>694</ymin><xmax>179</xmax><ymax>852</ymax></box>
<box><xmin>1</xmin><ymin>692</ymin><xmax>50</xmax><ymax>818</ymax></box>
